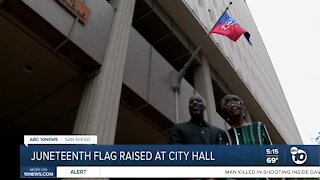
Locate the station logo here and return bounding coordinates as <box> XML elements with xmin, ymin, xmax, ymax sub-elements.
<box><xmin>290</xmin><ymin>147</ymin><xmax>308</xmax><ymax>165</ymax></box>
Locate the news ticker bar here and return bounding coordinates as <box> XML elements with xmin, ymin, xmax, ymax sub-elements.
<box><xmin>21</xmin><ymin>166</ymin><xmax>320</xmax><ymax>178</ymax></box>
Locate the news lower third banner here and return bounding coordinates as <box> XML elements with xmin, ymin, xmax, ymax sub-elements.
<box><xmin>20</xmin><ymin>135</ymin><xmax>320</xmax><ymax>178</ymax></box>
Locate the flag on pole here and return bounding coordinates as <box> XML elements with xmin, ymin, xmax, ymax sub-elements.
<box><xmin>210</xmin><ymin>12</ymin><xmax>252</xmax><ymax>45</ymax></box>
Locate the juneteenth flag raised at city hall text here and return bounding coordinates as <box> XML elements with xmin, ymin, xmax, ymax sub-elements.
<box><xmin>210</xmin><ymin>11</ymin><xmax>252</xmax><ymax>45</ymax></box>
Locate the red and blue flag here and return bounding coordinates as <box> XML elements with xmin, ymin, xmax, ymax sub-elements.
<box><xmin>210</xmin><ymin>12</ymin><xmax>252</xmax><ymax>45</ymax></box>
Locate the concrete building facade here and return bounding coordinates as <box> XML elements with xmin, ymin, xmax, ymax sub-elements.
<box><xmin>0</xmin><ymin>0</ymin><xmax>302</xmax><ymax>145</ymax></box>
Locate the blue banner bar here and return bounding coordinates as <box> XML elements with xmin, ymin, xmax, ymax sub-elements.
<box><xmin>20</xmin><ymin>145</ymin><xmax>319</xmax><ymax>167</ymax></box>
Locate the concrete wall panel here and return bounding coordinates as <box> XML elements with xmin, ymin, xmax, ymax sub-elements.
<box><xmin>124</xmin><ymin>28</ymin><xmax>196</xmax><ymax>123</ymax></box>
<box><xmin>22</xmin><ymin>0</ymin><xmax>114</xmax><ymax>64</ymax></box>
<box><xmin>124</xmin><ymin>28</ymin><xmax>151</xmax><ymax>101</ymax></box>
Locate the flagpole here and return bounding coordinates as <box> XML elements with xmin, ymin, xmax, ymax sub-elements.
<box><xmin>171</xmin><ymin>2</ymin><xmax>232</xmax><ymax>123</ymax></box>
<box><xmin>171</xmin><ymin>2</ymin><xmax>232</xmax><ymax>92</ymax></box>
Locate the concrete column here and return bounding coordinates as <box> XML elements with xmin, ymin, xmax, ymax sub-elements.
<box><xmin>73</xmin><ymin>0</ymin><xmax>136</xmax><ymax>144</ymax></box>
<box><xmin>194</xmin><ymin>55</ymin><xmax>217</xmax><ymax>125</ymax></box>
